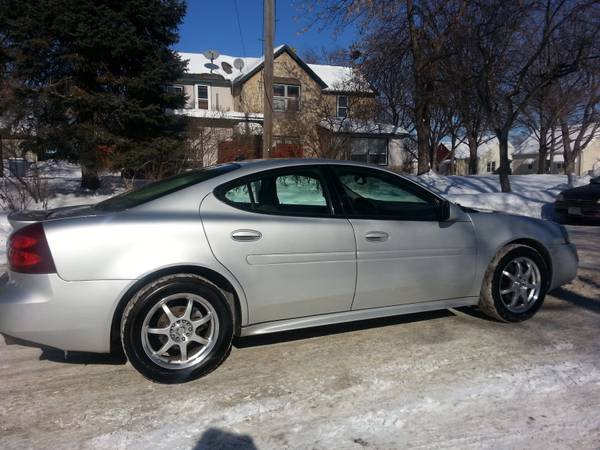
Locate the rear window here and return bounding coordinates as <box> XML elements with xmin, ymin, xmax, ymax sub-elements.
<box><xmin>95</xmin><ymin>164</ymin><xmax>239</xmax><ymax>212</ymax></box>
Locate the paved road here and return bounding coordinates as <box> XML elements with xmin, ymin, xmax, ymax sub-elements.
<box><xmin>1</xmin><ymin>225</ymin><xmax>599</xmax><ymax>449</ymax></box>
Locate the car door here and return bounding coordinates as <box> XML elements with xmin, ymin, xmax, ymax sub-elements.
<box><xmin>328</xmin><ymin>165</ymin><xmax>476</xmax><ymax>310</ymax></box>
<box><xmin>201</xmin><ymin>166</ymin><xmax>357</xmax><ymax>324</ymax></box>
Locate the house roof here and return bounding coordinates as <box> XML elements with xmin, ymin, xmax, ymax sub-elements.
<box><xmin>178</xmin><ymin>44</ymin><xmax>371</xmax><ymax>93</ymax></box>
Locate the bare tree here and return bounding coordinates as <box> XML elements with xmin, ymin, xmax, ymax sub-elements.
<box><xmin>302</xmin><ymin>0</ymin><xmax>466</xmax><ymax>174</ymax></box>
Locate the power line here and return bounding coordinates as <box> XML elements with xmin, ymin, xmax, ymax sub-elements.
<box><xmin>233</xmin><ymin>0</ymin><xmax>247</xmax><ymax>57</ymax></box>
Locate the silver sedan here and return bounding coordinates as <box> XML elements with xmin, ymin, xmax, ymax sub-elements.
<box><xmin>0</xmin><ymin>159</ymin><xmax>578</xmax><ymax>383</ymax></box>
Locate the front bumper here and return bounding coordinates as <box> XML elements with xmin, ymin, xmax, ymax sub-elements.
<box><xmin>555</xmin><ymin>201</ymin><xmax>600</xmax><ymax>219</ymax></box>
<box><xmin>0</xmin><ymin>272</ymin><xmax>132</xmax><ymax>353</ymax></box>
<box><xmin>548</xmin><ymin>243</ymin><xmax>578</xmax><ymax>291</ymax></box>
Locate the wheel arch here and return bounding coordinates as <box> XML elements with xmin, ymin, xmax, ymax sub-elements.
<box><xmin>110</xmin><ymin>265</ymin><xmax>245</xmax><ymax>354</ymax></box>
<box><xmin>503</xmin><ymin>238</ymin><xmax>553</xmax><ymax>288</ymax></box>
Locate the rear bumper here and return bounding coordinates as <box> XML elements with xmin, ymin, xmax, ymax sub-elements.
<box><xmin>548</xmin><ymin>243</ymin><xmax>578</xmax><ymax>291</ymax></box>
<box><xmin>0</xmin><ymin>272</ymin><xmax>132</xmax><ymax>353</ymax></box>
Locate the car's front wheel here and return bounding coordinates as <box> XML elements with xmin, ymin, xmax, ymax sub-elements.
<box><xmin>121</xmin><ymin>274</ymin><xmax>233</xmax><ymax>383</ymax></box>
<box><xmin>479</xmin><ymin>244</ymin><xmax>549</xmax><ymax>322</ymax></box>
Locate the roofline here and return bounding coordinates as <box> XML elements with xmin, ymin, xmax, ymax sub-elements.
<box><xmin>234</xmin><ymin>45</ymin><xmax>329</xmax><ymax>89</ymax></box>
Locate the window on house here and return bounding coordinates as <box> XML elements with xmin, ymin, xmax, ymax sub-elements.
<box><xmin>273</xmin><ymin>84</ymin><xmax>300</xmax><ymax>112</ymax></box>
<box><xmin>528</xmin><ymin>163</ymin><xmax>533</xmax><ymax>170</ymax></box>
<box><xmin>165</xmin><ymin>85</ymin><xmax>183</xmax><ymax>94</ymax></box>
<box><xmin>197</xmin><ymin>85</ymin><xmax>209</xmax><ymax>110</ymax></box>
<box><xmin>349</xmin><ymin>138</ymin><xmax>388</xmax><ymax>165</ymax></box>
<box><xmin>486</xmin><ymin>161</ymin><xmax>496</xmax><ymax>173</ymax></box>
<box><xmin>337</xmin><ymin>95</ymin><xmax>348</xmax><ymax>117</ymax></box>
<box><xmin>556</xmin><ymin>162</ymin><xmax>564</xmax><ymax>170</ymax></box>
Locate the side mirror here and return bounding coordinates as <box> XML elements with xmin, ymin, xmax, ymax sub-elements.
<box><xmin>438</xmin><ymin>199</ymin><xmax>461</xmax><ymax>222</ymax></box>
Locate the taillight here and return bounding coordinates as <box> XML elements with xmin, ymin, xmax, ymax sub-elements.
<box><xmin>8</xmin><ymin>223</ymin><xmax>56</xmax><ymax>274</ymax></box>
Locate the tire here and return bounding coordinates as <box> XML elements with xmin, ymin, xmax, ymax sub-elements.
<box><xmin>121</xmin><ymin>274</ymin><xmax>233</xmax><ymax>383</ymax></box>
<box><xmin>478</xmin><ymin>244</ymin><xmax>549</xmax><ymax>322</ymax></box>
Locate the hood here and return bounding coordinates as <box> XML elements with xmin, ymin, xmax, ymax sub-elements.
<box><xmin>8</xmin><ymin>204</ymin><xmax>100</xmax><ymax>231</ymax></box>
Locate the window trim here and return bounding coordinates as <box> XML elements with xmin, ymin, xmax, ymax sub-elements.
<box><xmin>195</xmin><ymin>84</ymin><xmax>211</xmax><ymax>110</ymax></box>
<box><xmin>336</xmin><ymin>95</ymin><xmax>348</xmax><ymax>118</ymax></box>
<box><xmin>324</xmin><ymin>165</ymin><xmax>445</xmax><ymax>221</ymax></box>
<box><xmin>273</xmin><ymin>83</ymin><xmax>301</xmax><ymax>112</ymax></box>
<box><xmin>214</xmin><ymin>166</ymin><xmax>338</xmax><ymax>218</ymax></box>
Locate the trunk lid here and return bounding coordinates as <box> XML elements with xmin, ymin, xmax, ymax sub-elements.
<box><xmin>7</xmin><ymin>205</ymin><xmax>100</xmax><ymax>231</ymax></box>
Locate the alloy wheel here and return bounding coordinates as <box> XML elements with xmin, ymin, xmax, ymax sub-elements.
<box><xmin>140</xmin><ymin>293</ymin><xmax>219</xmax><ymax>370</ymax></box>
<box><xmin>498</xmin><ymin>256</ymin><xmax>542</xmax><ymax>314</ymax></box>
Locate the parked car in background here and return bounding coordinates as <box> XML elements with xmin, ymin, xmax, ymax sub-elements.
<box><xmin>0</xmin><ymin>160</ymin><xmax>578</xmax><ymax>383</ymax></box>
<box><xmin>555</xmin><ymin>176</ymin><xmax>600</xmax><ymax>222</ymax></box>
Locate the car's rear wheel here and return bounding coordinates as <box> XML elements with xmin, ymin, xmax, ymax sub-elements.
<box><xmin>479</xmin><ymin>244</ymin><xmax>549</xmax><ymax>322</ymax></box>
<box><xmin>121</xmin><ymin>274</ymin><xmax>233</xmax><ymax>383</ymax></box>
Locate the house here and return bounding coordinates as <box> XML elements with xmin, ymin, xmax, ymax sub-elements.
<box><xmin>512</xmin><ymin>130</ymin><xmax>600</xmax><ymax>175</ymax></box>
<box><xmin>438</xmin><ymin>138</ymin><xmax>516</xmax><ymax>175</ymax></box>
<box><xmin>171</xmin><ymin>45</ymin><xmax>411</xmax><ymax>167</ymax></box>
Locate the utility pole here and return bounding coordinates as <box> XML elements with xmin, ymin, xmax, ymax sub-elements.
<box><xmin>262</xmin><ymin>0</ymin><xmax>274</xmax><ymax>159</ymax></box>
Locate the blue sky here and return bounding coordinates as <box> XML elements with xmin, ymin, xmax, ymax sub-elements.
<box><xmin>174</xmin><ymin>0</ymin><xmax>358</xmax><ymax>61</ymax></box>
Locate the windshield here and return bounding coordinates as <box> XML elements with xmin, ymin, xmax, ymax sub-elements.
<box><xmin>95</xmin><ymin>164</ymin><xmax>239</xmax><ymax>212</ymax></box>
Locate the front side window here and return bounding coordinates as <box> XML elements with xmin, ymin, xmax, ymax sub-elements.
<box><xmin>197</xmin><ymin>85</ymin><xmax>209</xmax><ymax>109</ymax></box>
<box><xmin>332</xmin><ymin>166</ymin><xmax>440</xmax><ymax>220</ymax></box>
<box><xmin>350</xmin><ymin>138</ymin><xmax>388</xmax><ymax>165</ymax></box>
<box><xmin>219</xmin><ymin>169</ymin><xmax>330</xmax><ymax>216</ymax></box>
<box><xmin>337</xmin><ymin>95</ymin><xmax>348</xmax><ymax>117</ymax></box>
<box><xmin>273</xmin><ymin>84</ymin><xmax>300</xmax><ymax>112</ymax></box>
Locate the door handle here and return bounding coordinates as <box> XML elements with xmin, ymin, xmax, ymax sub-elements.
<box><xmin>365</xmin><ymin>231</ymin><xmax>389</xmax><ymax>242</ymax></box>
<box><xmin>231</xmin><ymin>229</ymin><xmax>262</xmax><ymax>242</ymax></box>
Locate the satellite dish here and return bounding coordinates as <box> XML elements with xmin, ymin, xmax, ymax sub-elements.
<box><xmin>204</xmin><ymin>63</ymin><xmax>219</xmax><ymax>72</ymax></box>
<box><xmin>233</xmin><ymin>58</ymin><xmax>245</xmax><ymax>71</ymax></box>
<box><xmin>221</xmin><ymin>61</ymin><xmax>233</xmax><ymax>74</ymax></box>
<box><xmin>203</xmin><ymin>50</ymin><xmax>220</xmax><ymax>61</ymax></box>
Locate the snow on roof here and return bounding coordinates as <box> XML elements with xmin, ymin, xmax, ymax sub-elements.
<box><xmin>321</xmin><ymin>118</ymin><xmax>408</xmax><ymax>136</ymax></box>
<box><xmin>441</xmin><ymin>137</ymin><xmax>515</xmax><ymax>159</ymax></box>
<box><xmin>178</xmin><ymin>45</ymin><xmax>370</xmax><ymax>92</ymax></box>
<box><xmin>178</xmin><ymin>51</ymin><xmax>262</xmax><ymax>82</ymax></box>
<box><xmin>307</xmin><ymin>64</ymin><xmax>370</xmax><ymax>92</ymax></box>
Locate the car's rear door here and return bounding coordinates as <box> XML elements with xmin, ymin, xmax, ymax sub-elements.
<box><xmin>201</xmin><ymin>166</ymin><xmax>357</xmax><ymax>324</ymax></box>
<box><xmin>328</xmin><ymin>165</ymin><xmax>476</xmax><ymax>310</ymax></box>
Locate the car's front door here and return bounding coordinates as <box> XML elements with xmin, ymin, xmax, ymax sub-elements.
<box><xmin>329</xmin><ymin>165</ymin><xmax>477</xmax><ymax>310</ymax></box>
<box><xmin>201</xmin><ymin>166</ymin><xmax>356</xmax><ymax>324</ymax></box>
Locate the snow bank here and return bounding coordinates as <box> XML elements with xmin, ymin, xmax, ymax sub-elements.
<box><xmin>411</xmin><ymin>173</ymin><xmax>589</xmax><ymax>219</ymax></box>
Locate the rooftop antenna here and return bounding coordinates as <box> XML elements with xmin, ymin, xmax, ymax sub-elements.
<box><xmin>203</xmin><ymin>49</ymin><xmax>220</xmax><ymax>73</ymax></box>
<box><xmin>233</xmin><ymin>58</ymin><xmax>245</xmax><ymax>72</ymax></box>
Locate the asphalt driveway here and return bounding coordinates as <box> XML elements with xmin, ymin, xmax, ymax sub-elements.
<box><xmin>1</xmin><ymin>225</ymin><xmax>599</xmax><ymax>449</ymax></box>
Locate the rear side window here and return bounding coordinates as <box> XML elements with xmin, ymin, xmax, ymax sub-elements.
<box><xmin>95</xmin><ymin>164</ymin><xmax>239</xmax><ymax>212</ymax></box>
<box><xmin>218</xmin><ymin>169</ymin><xmax>331</xmax><ymax>216</ymax></box>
